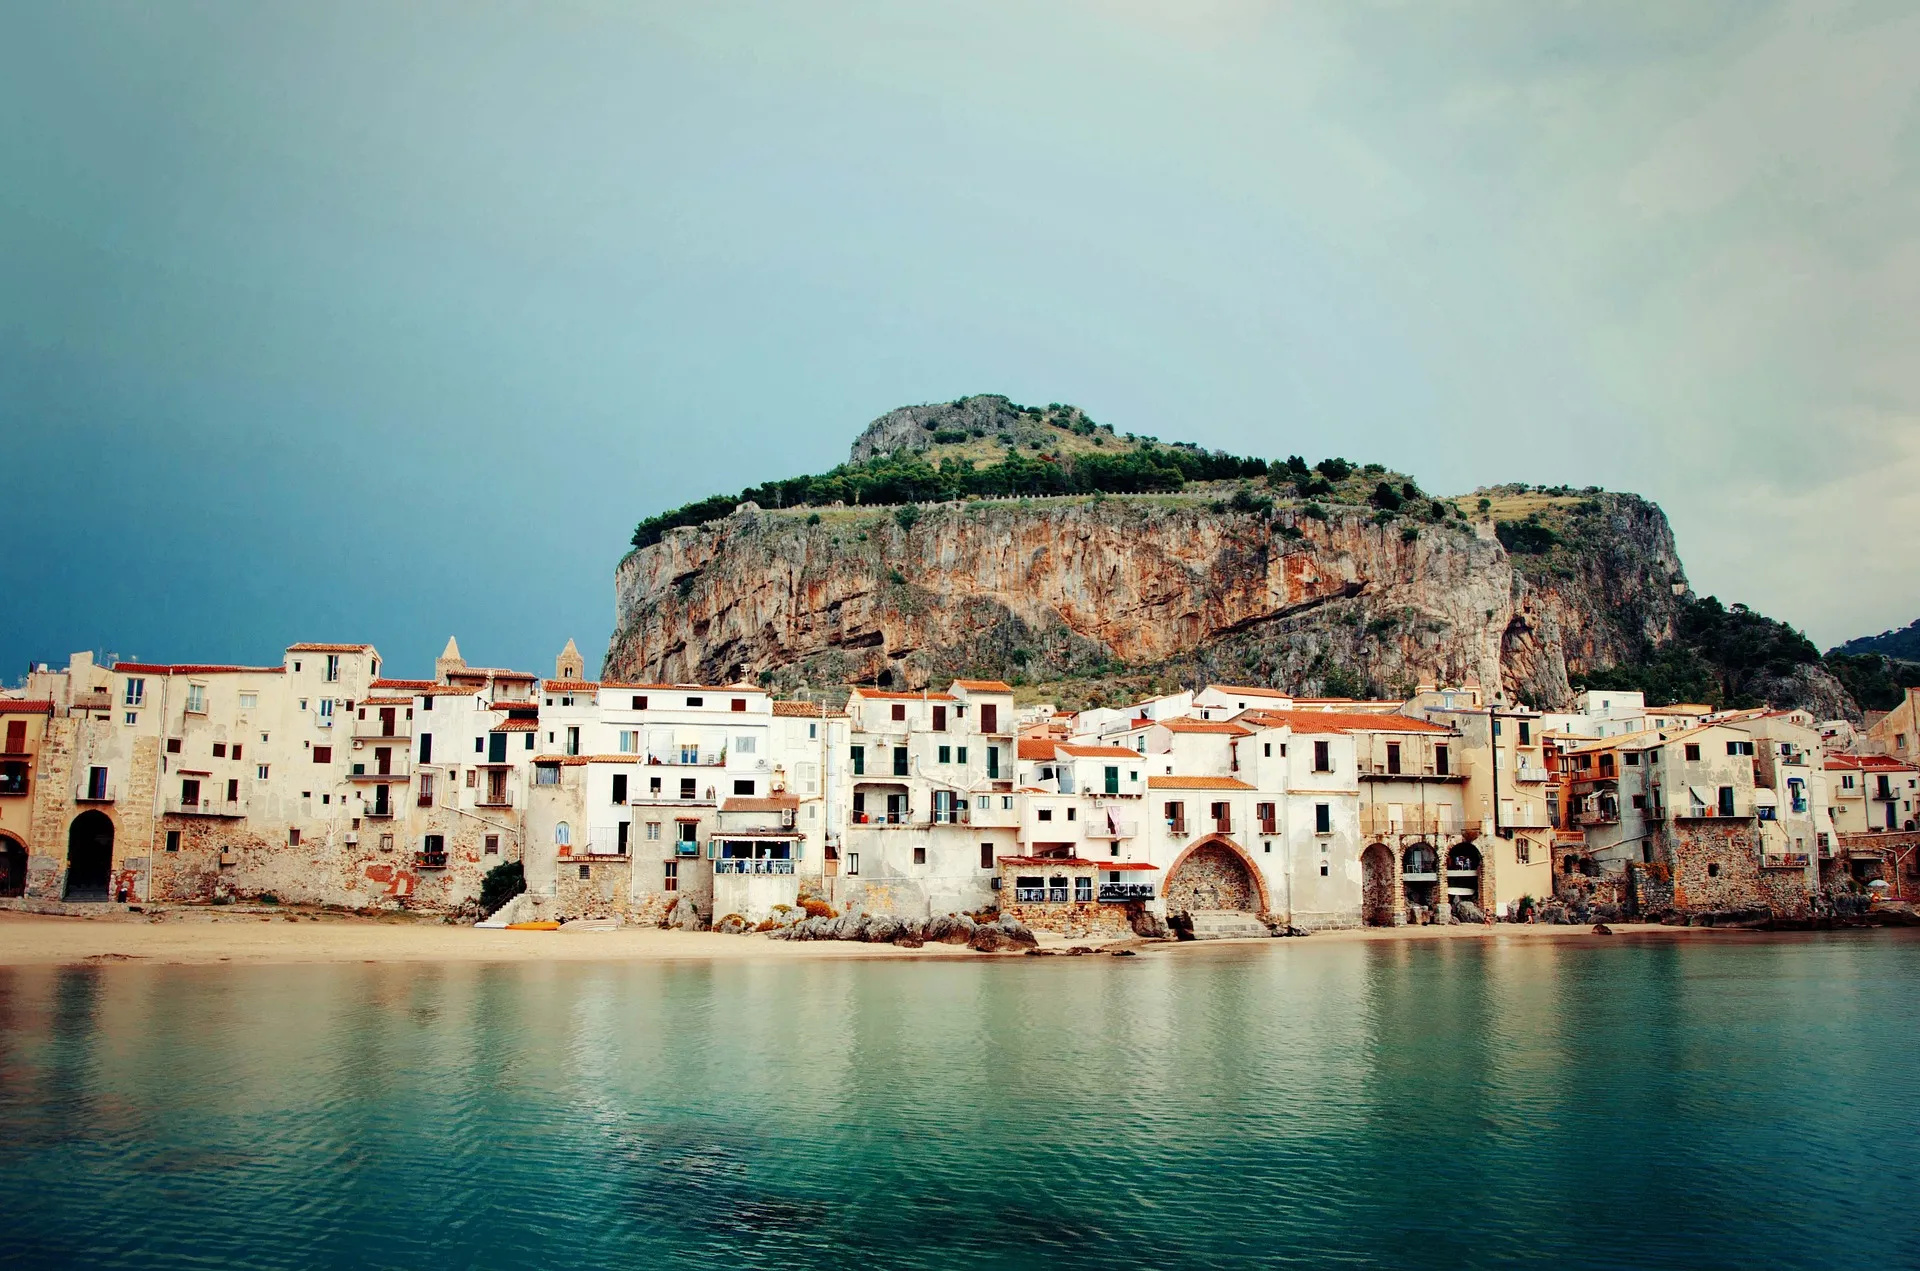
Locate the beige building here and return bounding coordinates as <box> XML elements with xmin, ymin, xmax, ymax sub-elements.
<box><xmin>1864</xmin><ymin>688</ymin><xmax>1920</xmax><ymax>766</ymax></box>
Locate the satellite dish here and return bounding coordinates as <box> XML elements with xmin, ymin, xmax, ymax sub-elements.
<box><xmin>1867</xmin><ymin>879</ymin><xmax>1890</xmax><ymax>891</ymax></box>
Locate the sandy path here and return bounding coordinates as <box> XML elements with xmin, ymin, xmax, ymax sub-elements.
<box><xmin>0</xmin><ymin>909</ymin><xmax>1696</xmax><ymax>968</ymax></box>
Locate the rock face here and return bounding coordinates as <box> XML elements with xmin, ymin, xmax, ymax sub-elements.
<box><xmin>848</xmin><ymin>395</ymin><xmax>1079</xmax><ymax>462</ymax></box>
<box><xmin>607</xmin><ymin>489</ymin><xmax>1699</xmax><ymax>709</ymax></box>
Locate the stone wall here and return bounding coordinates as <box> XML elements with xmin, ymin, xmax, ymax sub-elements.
<box><xmin>1662</xmin><ymin>819</ymin><xmax>1812</xmax><ymax>918</ymax></box>
<box><xmin>1166</xmin><ymin>842</ymin><xmax>1257</xmax><ymax>913</ymax></box>
<box><xmin>1826</xmin><ymin>831</ymin><xmax>1920</xmax><ymax>900</ymax></box>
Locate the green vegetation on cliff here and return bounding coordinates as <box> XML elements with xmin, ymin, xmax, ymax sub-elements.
<box><xmin>1824</xmin><ymin>652</ymin><xmax>1920</xmax><ymax>712</ymax></box>
<box><xmin>1571</xmin><ymin>596</ymin><xmax>1821</xmax><ymax>709</ymax></box>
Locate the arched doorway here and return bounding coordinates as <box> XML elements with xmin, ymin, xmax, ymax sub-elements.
<box><xmin>1402</xmin><ymin>842</ymin><xmax>1438</xmax><ymax>917</ymax></box>
<box><xmin>1445</xmin><ymin>842</ymin><xmax>1484</xmax><ymax>914</ymax></box>
<box><xmin>1164</xmin><ymin>836</ymin><xmax>1266</xmax><ymax>914</ymax></box>
<box><xmin>64</xmin><ymin>811</ymin><xmax>113</xmax><ymax>902</ymax></box>
<box><xmin>1360</xmin><ymin>843</ymin><xmax>1396</xmax><ymax>926</ymax></box>
<box><xmin>0</xmin><ymin>835</ymin><xmax>25</xmax><ymax>898</ymax></box>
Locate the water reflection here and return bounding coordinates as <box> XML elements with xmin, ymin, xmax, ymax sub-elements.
<box><xmin>0</xmin><ymin>934</ymin><xmax>1915</xmax><ymax>1270</ymax></box>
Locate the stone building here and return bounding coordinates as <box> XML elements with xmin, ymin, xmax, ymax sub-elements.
<box><xmin>1824</xmin><ymin>754</ymin><xmax>1919</xmax><ymax>835</ymax></box>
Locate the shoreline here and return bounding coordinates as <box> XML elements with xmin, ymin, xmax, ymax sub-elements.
<box><xmin>0</xmin><ymin>909</ymin><xmax>1857</xmax><ymax>969</ymax></box>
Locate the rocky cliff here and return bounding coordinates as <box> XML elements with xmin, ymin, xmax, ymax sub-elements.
<box><xmin>608</xmin><ymin>490</ymin><xmax>1694</xmax><ymax>708</ymax></box>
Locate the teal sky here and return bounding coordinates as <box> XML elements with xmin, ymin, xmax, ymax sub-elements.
<box><xmin>3</xmin><ymin>1</ymin><xmax>1915</xmax><ymax>678</ymax></box>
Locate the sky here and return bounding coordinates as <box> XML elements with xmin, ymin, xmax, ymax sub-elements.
<box><xmin>3</xmin><ymin>0</ymin><xmax>1916</xmax><ymax>680</ymax></box>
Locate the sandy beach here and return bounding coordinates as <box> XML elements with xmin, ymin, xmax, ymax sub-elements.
<box><xmin>0</xmin><ymin>907</ymin><xmax>1702</xmax><ymax>968</ymax></box>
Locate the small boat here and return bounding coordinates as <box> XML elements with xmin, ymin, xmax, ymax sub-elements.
<box><xmin>504</xmin><ymin>920</ymin><xmax>561</xmax><ymax>931</ymax></box>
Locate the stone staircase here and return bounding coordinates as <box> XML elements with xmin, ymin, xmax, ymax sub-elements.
<box><xmin>1186</xmin><ymin>909</ymin><xmax>1273</xmax><ymax>940</ymax></box>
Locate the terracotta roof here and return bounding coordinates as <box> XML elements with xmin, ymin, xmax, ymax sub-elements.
<box><xmin>1148</xmin><ymin>775</ymin><xmax>1257</xmax><ymax>790</ymax></box>
<box><xmin>1056</xmin><ymin>744</ymin><xmax>1142</xmax><ymax>759</ymax></box>
<box><xmin>370</xmin><ymin>679</ymin><xmax>437</xmax><ymax>691</ymax></box>
<box><xmin>1018</xmin><ymin>739</ymin><xmax>1056</xmax><ymax>761</ymax></box>
<box><xmin>1205</xmin><ymin>684</ymin><xmax>1295</xmax><ymax>700</ymax></box>
<box><xmin>1243</xmin><ymin>709</ymin><xmax>1453</xmax><ymax>735</ymax></box>
<box><xmin>998</xmin><ymin>856</ymin><xmax>1101</xmax><ymax>868</ymax></box>
<box><xmin>450</xmin><ymin>667</ymin><xmax>537</xmax><ymax>682</ymax></box>
<box><xmin>360</xmin><ymin>696</ymin><xmax>414</xmax><ymax>707</ymax></box>
<box><xmin>1827</xmin><ymin>755</ymin><xmax>1918</xmax><ymax>772</ymax></box>
<box><xmin>114</xmin><ymin>663</ymin><xmax>285</xmax><ymax>676</ymax></box>
<box><xmin>533</xmin><ymin>755</ymin><xmax>590</xmax><ymax>766</ymax></box>
<box><xmin>543</xmin><ymin>680</ymin><xmax>600</xmax><ymax>692</ymax></box>
<box><xmin>721</xmin><ymin>794</ymin><xmax>800</xmax><ymax>813</ymax></box>
<box><xmin>1158</xmin><ymin>718</ymin><xmax>1253</xmax><ymax>735</ymax></box>
<box><xmin>950</xmin><ymin>679</ymin><xmax>1014</xmax><ymax>693</ymax></box>
<box><xmin>0</xmin><ymin>700</ymin><xmax>54</xmax><ymax>715</ymax></box>
<box><xmin>491</xmin><ymin>718</ymin><xmax>539</xmax><ymax>732</ymax></box>
<box><xmin>772</xmin><ymin>700</ymin><xmax>845</xmax><ymax>718</ymax></box>
<box><xmin>1102</xmin><ymin>861</ymin><xmax>1159</xmax><ymax>871</ymax></box>
<box><xmin>850</xmin><ymin>688</ymin><xmax>957</xmax><ymax>702</ymax></box>
<box><xmin>285</xmin><ymin>643</ymin><xmax>375</xmax><ymax>653</ymax></box>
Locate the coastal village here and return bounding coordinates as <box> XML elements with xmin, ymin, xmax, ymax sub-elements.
<box><xmin>2</xmin><ymin>638</ymin><xmax>1916</xmax><ymax>940</ymax></box>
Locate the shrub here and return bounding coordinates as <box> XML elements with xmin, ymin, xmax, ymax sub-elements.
<box><xmin>1477</xmin><ymin>496</ymin><xmax>1491</xmax><ymax>513</ymax></box>
<box><xmin>1302</xmin><ymin>503</ymin><xmax>1328</xmax><ymax>521</ymax></box>
<box><xmin>887</xmin><ymin>568</ymin><xmax>907</xmax><ymax>585</ymax></box>
<box><xmin>1315</xmin><ymin>457</ymin><xmax>1353</xmax><ymax>482</ymax></box>
<box><xmin>930</xmin><ymin>428</ymin><xmax>968</xmax><ymax>444</ymax></box>
<box><xmin>1229</xmin><ymin>486</ymin><xmax>1273</xmax><ymax>515</ymax></box>
<box><xmin>894</xmin><ymin>504</ymin><xmax>921</xmax><ymax>530</ymax></box>
<box><xmin>1401</xmin><ymin>526</ymin><xmax>1420</xmax><ymax>543</ymax></box>
<box><xmin>1496</xmin><ymin>519</ymin><xmax>1559</xmax><ymax>554</ymax></box>
<box><xmin>1369</xmin><ymin>481</ymin><xmax>1402</xmax><ymax>511</ymax></box>
<box><xmin>801</xmin><ymin>897</ymin><xmax>836</xmax><ymax>918</ymax></box>
<box><xmin>806</xmin><ymin>512</ymin><xmax>821</xmax><ymax>526</ymax></box>
<box><xmin>479</xmin><ymin>859</ymin><xmax>526</xmax><ymax>918</ymax></box>
<box><xmin>1278</xmin><ymin>524</ymin><xmax>1305</xmax><ymax>541</ymax></box>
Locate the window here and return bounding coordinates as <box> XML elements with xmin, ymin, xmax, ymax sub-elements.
<box><xmin>686</xmin><ymin>696</ymin><xmax>704</xmax><ymax>708</ymax></box>
<box><xmin>1075</xmin><ymin>876</ymin><xmax>1093</xmax><ymax>903</ymax></box>
<box><xmin>1313</xmin><ymin>740</ymin><xmax>1331</xmax><ymax>772</ymax></box>
<box><xmin>324</xmin><ymin>654</ymin><xmax>341</xmax><ymax>682</ymax></box>
<box><xmin>1631</xmin><ymin>794</ymin><xmax>1646</xmax><ymax>809</ymax></box>
<box><xmin>124</xmin><ymin>712</ymin><xmax>137</xmax><ymax>725</ymax></box>
<box><xmin>1684</xmin><ymin>744</ymin><xmax>1701</xmax><ymax>761</ymax></box>
<box><xmin>734</xmin><ymin>735</ymin><xmax>756</xmax><ymax>754</ymax></box>
<box><xmin>166</xmin><ymin>738</ymin><xmax>181</xmax><ymax>754</ymax></box>
<box><xmin>212</xmin><ymin>743</ymin><xmax>226</xmax><ymax>758</ymax></box>
<box><xmin>612</xmin><ymin>774</ymin><xmax>628</xmax><ymax>804</ymax></box>
<box><xmin>680</xmin><ymin>778</ymin><xmax>696</xmax><ymax>799</ymax></box>
<box><xmin>474</xmin><ymin>737</ymin><xmax>484</xmax><ymax>754</ymax></box>
<box><xmin>1624</xmin><ymin>752</ymin><xmax>1640</xmax><ymax>765</ymax></box>
<box><xmin>165</xmin><ymin>830</ymin><xmax>180</xmax><ymax>852</ymax></box>
<box><xmin>1067</xmin><ymin>807</ymin><xmax>1077</xmax><ymax>822</ymax></box>
<box><xmin>124</xmin><ymin>678</ymin><xmax>145</xmax><ymax>707</ymax></box>
<box><xmin>313</xmin><ymin>746</ymin><xmax>332</xmax><ymax>764</ymax></box>
<box><xmin>1315</xmin><ymin>803</ymin><xmax>1331</xmax><ymax>834</ymax></box>
<box><xmin>566</xmin><ymin>727</ymin><xmax>580</xmax><ymax>756</ymax></box>
<box><xmin>932</xmin><ymin>705</ymin><xmax>947</xmax><ymax>732</ymax></box>
<box><xmin>647</xmin><ymin>821</ymin><xmax>661</xmax><ymax>841</ymax></box>
<box><xmin>891</xmin><ymin>703</ymin><xmax>906</xmax><ymax>722</ymax></box>
<box><xmin>1707</xmin><ymin>862</ymin><xmax>1720</xmax><ymax>878</ymax></box>
<box><xmin>808</xmin><ymin>722</ymin><xmax>818</xmax><ymax>740</ymax></box>
<box><xmin>238</xmin><ymin>692</ymin><xmax>257</xmax><ymax>711</ymax></box>
<box><xmin>1434</xmin><ymin>744</ymin><xmax>1449</xmax><ymax>776</ymax></box>
<box><xmin>226</xmin><ymin>778</ymin><xmax>239</xmax><ymax>802</ymax></box>
<box><xmin>677</xmin><ymin>821</ymin><xmax>698</xmax><ymax>844</ymax></box>
<box><xmin>256</xmin><ymin>765</ymin><xmax>269</xmax><ymax>780</ymax></box>
<box><xmin>485</xmin><ymin>834</ymin><xmax>499</xmax><ymax>856</ymax></box>
<box><xmin>664</xmin><ymin>861</ymin><xmax>678</xmax><ymax>891</ymax></box>
<box><xmin>1263</xmin><ymin>742</ymin><xmax>1271</xmax><ymax>758</ymax></box>
<box><xmin>418</xmin><ymin>733</ymin><xmax>433</xmax><ymax>764</ymax></box>
<box><xmin>1015</xmin><ymin>875</ymin><xmax>1045</xmax><ymax>901</ymax></box>
<box><xmin>731</xmin><ymin>698</ymin><xmax>746</xmax><ymax>712</ymax></box>
<box><xmin>893</xmin><ymin>747</ymin><xmax>908</xmax><ymax>776</ymax></box>
<box><xmin>938</xmin><ymin>745</ymin><xmax>951</xmax><ymax>764</ymax></box>
<box><xmin>1518</xmin><ymin>721</ymin><xmax>1531</xmax><ymax>745</ymax></box>
<box><xmin>1002</xmin><ymin>796</ymin><xmax>1013</xmax><ymax>810</ymax></box>
<box><xmin>733</xmin><ymin>779</ymin><xmax>754</xmax><ymax>795</ymax></box>
<box><xmin>230</xmin><ymin>743</ymin><xmax>242</xmax><ymax>762</ymax></box>
<box><xmin>619</xmin><ymin>730</ymin><xmax>638</xmax><ymax>754</ymax></box>
<box><xmin>1164</xmin><ymin>800</ymin><xmax>1186</xmax><ymax>832</ymax></box>
<box><xmin>1718</xmin><ymin>786</ymin><xmax>1735</xmax><ymax>817</ymax></box>
<box><xmin>319</xmin><ymin>698</ymin><xmax>333</xmax><ymax>719</ymax></box>
<box><xmin>185</xmin><ymin>684</ymin><xmax>206</xmax><ymax>714</ymax></box>
<box><xmin>956</xmin><ymin>746</ymin><xmax>968</xmax><ymax>764</ymax></box>
<box><xmin>1257</xmin><ymin>802</ymin><xmax>1276</xmax><ymax>832</ymax></box>
<box><xmin>847</xmin><ymin>852</ymin><xmax>859</xmax><ymax>875</ymax></box>
<box><xmin>617</xmin><ymin>822</ymin><xmax>630</xmax><ymax>855</ymax></box>
<box><xmin>579</xmin><ymin>864</ymin><xmax>592</xmax><ymax>880</ymax></box>
<box><xmin>913</xmin><ymin>846</ymin><xmax>927</xmax><ymax>866</ymax></box>
<box><xmin>554</xmin><ymin>821</ymin><xmax>572</xmax><ymax>847</ymax></box>
<box><xmin>1038</xmin><ymin>808</ymin><xmax>1053</xmax><ymax>822</ymax></box>
<box><xmin>850</xmin><ymin>745</ymin><xmax>865</xmax><ymax>776</ymax></box>
<box><xmin>980</xmin><ymin>843</ymin><xmax>994</xmax><ymax>870</ymax></box>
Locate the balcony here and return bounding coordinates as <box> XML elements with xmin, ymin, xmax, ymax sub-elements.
<box><xmin>1358</xmin><ymin>761</ymin><xmax>1464</xmax><ymax>782</ymax></box>
<box><xmin>75</xmin><ymin>783</ymin><xmax>118</xmax><ymax>803</ymax></box>
<box><xmin>1360</xmin><ymin>810</ymin><xmax>1463</xmax><ymax>836</ymax></box>
<box><xmin>852</xmin><ymin>811</ymin><xmax>911</xmax><ymax>826</ymax></box>
<box><xmin>1576</xmin><ymin>810</ymin><xmax>1618</xmax><ymax>827</ymax></box>
<box><xmin>1098</xmin><ymin>882</ymin><xmax>1156</xmax><ymax>902</ymax></box>
<box><xmin>0</xmin><ymin>777</ymin><xmax>28</xmax><ymax>797</ymax></box>
<box><xmin>643</xmin><ymin>752</ymin><xmax>726</xmax><ymax>768</ymax></box>
<box><xmin>476</xmin><ymin>792</ymin><xmax>514</xmax><ymax>809</ymax></box>
<box><xmin>1086</xmin><ymin>816</ymin><xmax>1139</xmax><ymax>840</ymax></box>
<box><xmin>363</xmin><ymin>802</ymin><xmax>396</xmax><ymax>820</ymax></box>
<box><xmin>1505</xmin><ymin>809</ymin><xmax>1551</xmax><ymax>829</ymax></box>
<box><xmin>353</xmin><ymin>719</ymin><xmax>413</xmax><ymax>741</ymax></box>
<box><xmin>1515</xmin><ymin>766</ymin><xmax>1551</xmax><ymax>783</ymax></box>
<box><xmin>414</xmin><ymin>851</ymin><xmax>449</xmax><ymax>869</ymax></box>
<box><xmin>714</xmin><ymin>859</ymin><xmax>795</xmax><ymax>875</ymax></box>
<box><xmin>167</xmin><ymin>796</ymin><xmax>246</xmax><ymax>817</ymax></box>
<box><xmin>349</xmin><ymin>762</ymin><xmax>412</xmax><ymax>782</ymax></box>
<box><xmin>1763</xmin><ymin>853</ymin><xmax>1811</xmax><ymax>870</ymax></box>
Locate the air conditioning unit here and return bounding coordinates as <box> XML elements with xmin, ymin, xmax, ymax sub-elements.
<box><xmin>343</xmin><ymin>832</ymin><xmax>358</xmax><ymax>845</ymax></box>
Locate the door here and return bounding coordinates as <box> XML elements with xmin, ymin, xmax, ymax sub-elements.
<box><xmin>980</xmin><ymin>704</ymin><xmax>998</xmax><ymax>734</ymax></box>
<box><xmin>1105</xmin><ymin>766</ymin><xmax>1119</xmax><ymax>795</ymax></box>
<box><xmin>374</xmin><ymin>785</ymin><xmax>390</xmax><ymax>817</ymax></box>
<box><xmin>489</xmin><ymin>732</ymin><xmax>508</xmax><ymax>764</ymax></box>
<box><xmin>379</xmin><ymin>707</ymin><xmax>396</xmax><ymax>737</ymax></box>
<box><xmin>986</xmin><ymin>746</ymin><xmax>998</xmax><ymax>780</ymax></box>
<box><xmin>64</xmin><ymin>811</ymin><xmax>113</xmax><ymax>902</ymax></box>
<box><xmin>376</xmin><ymin>746</ymin><xmax>392</xmax><ymax>776</ymax></box>
<box><xmin>887</xmin><ymin>793</ymin><xmax>904</xmax><ymax>824</ymax></box>
<box><xmin>4</xmin><ymin>720</ymin><xmax>24</xmax><ymax>752</ymax></box>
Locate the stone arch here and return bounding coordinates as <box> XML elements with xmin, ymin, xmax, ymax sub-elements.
<box><xmin>1445</xmin><ymin>841</ymin><xmax>1486</xmax><ymax>913</ymax></box>
<box><xmin>65</xmin><ymin>810</ymin><xmax>114</xmax><ymax>902</ymax></box>
<box><xmin>1162</xmin><ymin>834</ymin><xmax>1271</xmax><ymax>914</ymax></box>
<box><xmin>1401</xmin><ymin>840</ymin><xmax>1439</xmax><ymax>917</ymax></box>
<box><xmin>1360</xmin><ymin>842</ymin><xmax>1396</xmax><ymax>927</ymax></box>
<box><xmin>0</xmin><ymin>834</ymin><xmax>24</xmax><ymax>898</ymax></box>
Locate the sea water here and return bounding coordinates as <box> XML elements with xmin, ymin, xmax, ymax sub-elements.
<box><xmin>1</xmin><ymin>932</ymin><xmax>1916</xmax><ymax>1270</ymax></box>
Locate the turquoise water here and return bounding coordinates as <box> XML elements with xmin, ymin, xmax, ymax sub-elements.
<box><xmin>2</xmin><ymin>933</ymin><xmax>1916</xmax><ymax>1270</ymax></box>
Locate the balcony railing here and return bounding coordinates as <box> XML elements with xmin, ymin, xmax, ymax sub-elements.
<box><xmin>1505</xmin><ymin>809</ymin><xmax>1551</xmax><ymax>829</ymax></box>
<box><xmin>1098</xmin><ymin>882</ymin><xmax>1156</xmax><ymax>902</ymax></box>
<box><xmin>477</xmin><ymin>793</ymin><xmax>513</xmax><ymax>809</ymax></box>
<box><xmin>1576</xmin><ymin>810</ymin><xmax>1618</xmax><ymax>826</ymax></box>
<box><xmin>1014</xmin><ymin>887</ymin><xmax>1048</xmax><ymax>902</ymax></box>
<box><xmin>75</xmin><ymin>783</ymin><xmax>118</xmax><ymax>803</ymax></box>
<box><xmin>715</xmin><ymin>859</ymin><xmax>795</xmax><ymax>875</ymax></box>
<box><xmin>364</xmin><ymin>803</ymin><xmax>396</xmax><ymax>820</ymax></box>
<box><xmin>0</xmin><ymin>777</ymin><xmax>28</xmax><ymax>797</ymax></box>
<box><xmin>642</xmin><ymin>752</ymin><xmax>726</xmax><ymax>768</ymax></box>
<box><xmin>1763</xmin><ymin>853</ymin><xmax>1811</xmax><ymax>870</ymax></box>
<box><xmin>852</xmin><ymin>811</ymin><xmax>910</xmax><ymax>826</ymax></box>
<box><xmin>167</xmin><ymin>797</ymin><xmax>245</xmax><ymax>817</ymax></box>
<box><xmin>1359</xmin><ymin>810</ymin><xmax>1462</xmax><ymax>836</ymax></box>
<box><xmin>1515</xmin><ymin>766</ymin><xmax>1550</xmax><ymax>783</ymax></box>
<box><xmin>349</xmin><ymin>763</ymin><xmax>412</xmax><ymax>782</ymax></box>
<box><xmin>353</xmin><ymin>720</ymin><xmax>413</xmax><ymax>741</ymax></box>
<box><xmin>414</xmin><ymin>851</ymin><xmax>449</xmax><ymax>869</ymax></box>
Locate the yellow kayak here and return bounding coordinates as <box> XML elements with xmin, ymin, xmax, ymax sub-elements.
<box><xmin>504</xmin><ymin>920</ymin><xmax>561</xmax><ymax>931</ymax></box>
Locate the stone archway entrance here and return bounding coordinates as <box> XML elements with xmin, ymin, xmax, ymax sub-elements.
<box><xmin>0</xmin><ymin>836</ymin><xmax>25</xmax><ymax>898</ymax></box>
<box><xmin>1360</xmin><ymin>843</ymin><xmax>1396</xmax><ymax>926</ymax></box>
<box><xmin>64</xmin><ymin>811</ymin><xmax>113</xmax><ymax>902</ymax></box>
<box><xmin>1445</xmin><ymin>842</ymin><xmax>1485</xmax><ymax>915</ymax></box>
<box><xmin>1164</xmin><ymin>837</ymin><xmax>1264</xmax><ymax>914</ymax></box>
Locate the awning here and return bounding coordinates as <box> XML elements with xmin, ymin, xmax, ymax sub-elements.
<box><xmin>1688</xmin><ymin>785</ymin><xmax>1714</xmax><ymax>806</ymax></box>
<box><xmin>1103</xmin><ymin>861</ymin><xmax>1159</xmax><ymax>871</ymax></box>
<box><xmin>1752</xmin><ymin>788</ymin><xmax>1778</xmax><ymax>806</ymax></box>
